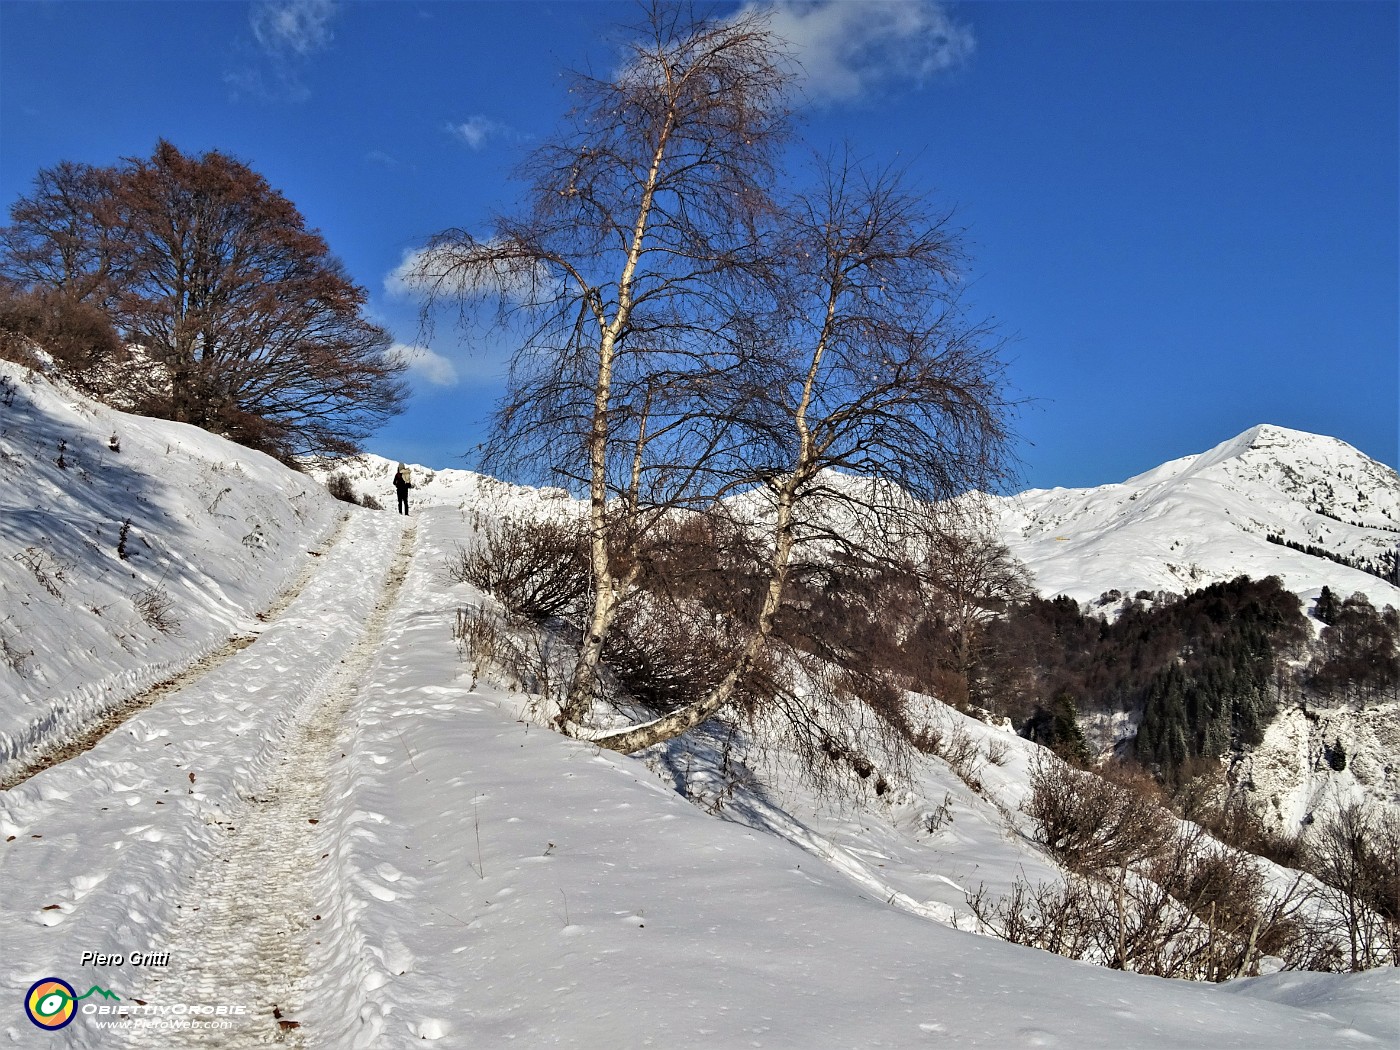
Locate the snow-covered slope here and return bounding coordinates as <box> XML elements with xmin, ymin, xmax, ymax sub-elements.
<box><xmin>320</xmin><ymin>424</ymin><xmax>1400</xmax><ymax>617</ymax></box>
<box><xmin>303</xmin><ymin>450</ymin><xmax>577</xmax><ymax>516</ymax></box>
<box><xmin>0</xmin><ymin>362</ymin><xmax>341</xmax><ymax>776</ymax></box>
<box><xmin>999</xmin><ymin>424</ymin><xmax>1400</xmax><ymax>613</ymax></box>
<box><xmin>996</xmin><ymin>425</ymin><xmax>1400</xmax><ymax>832</ymax></box>
<box><xmin>2</xmin><ymin>376</ymin><xmax>1396</xmax><ymax>1046</ymax></box>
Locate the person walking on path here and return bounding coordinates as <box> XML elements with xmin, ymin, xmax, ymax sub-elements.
<box><xmin>393</xmin><ymin>464</ymin><xmax>413</xmax><ymax>515</ymax></box>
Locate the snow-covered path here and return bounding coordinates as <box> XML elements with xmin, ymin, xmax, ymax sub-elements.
<box><xmin>0</xmin><ymin>510</ymin><xmax>409</xmax><ymax>1047</ymax></box>
<box><xmin>124</xmin><ymin>521</ymin><xmax>417</xmax><ymax>1047</ymax></box>
<box><xmin>0</xmin><ymin>515</ymin><xmax>353</xmax><ymax>795</ymax></box>
<box><xmin>3</xmin><ymin>505</ymin><xmax>1397</xmax><ymax>1049</ymax></box>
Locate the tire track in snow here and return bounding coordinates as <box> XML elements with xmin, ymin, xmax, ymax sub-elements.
<box><xmin>0</xmin><ymin>513</ymin><xmax>354</xmax><ymax>792</ymax></box>
<box><xmin>122</xmin><ymin>519</ymin><xmax>418</xmax><ymax>1048</ymax></box>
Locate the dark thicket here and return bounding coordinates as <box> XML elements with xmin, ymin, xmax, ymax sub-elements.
<box><xmin>447</xmin><ymin>516</ymin><xmax>591</xmax><ymax>623</ymax></box>
<box><xmin>0</xmin><ymin>286</ymin><xmax>125</xmax><ymax>393</ymax></box>
<box><xmin>1314</xmin><ymin>585</ymin><xmax>1339</xmax><ymax>625</ymax></box>
<box><xmin>325</xmin><ymin>473</ymin><xmax>360</xmax><ymax>505</ymax></box>
<box><xmin>971</xmin><ymin>576</ymin><xmax>1313</xmax><ymax>783</ymax></box>
<box><xmin>1268</xmin><ymin>534</ymin><xmax>1399</xmax><ymax>586</ymax></box>
<box><xmin>1023</xmin><ymin>691</ymin><xmax>1092</xmax><ymax>766</ymax></box>
<box><xmin>1306</xmin><ymin>592</ymin><xmax>1400</xmax><ymax>703</ymax></box>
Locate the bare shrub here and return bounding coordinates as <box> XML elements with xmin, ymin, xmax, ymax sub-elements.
<box><xmin>0</xmin><ymin>617</ymin><xmax>33</xmax><ymax>674</ymax></box>
<box><xmin>13</xmin><ymin>545</ymin><xmax>65</xmax><ymax>599</ymax></box>
<box><xmin>133</xmin><ymin>584</ymin><xmax>181</xmax><ymax>635</ymax></box>
<box><xmin>922</xmin><ymin>792</ymin><xmax>956</xmax><ymax>835</ymax></box>
<box><xmin>324</xmin><ymin>473</ymin><xmax>382</xmax><ymax>509</ymax></box>
<box><xmin>1104</xmin><ymin>773</ymin><xmax>1394</xmax><ymax>974</ymax></box>
<box><xmin>0</xmin><ymin>327</ymin><xmax>45</xmax><ymax>370</ymax></box>
<box><xmin>1025</xmin><ymin>754</ymin><xmax>1173</xmax><ymax>875</ymax></box>
<box><xmin>932</xmin><ymin>721</ymin><xmax>987</xmax><ymax>793</ymax></box>
<box><xmin>325</xmin><ymin>472</ymin><xmax>358</xmax><ymax>504</ymax></box>
<box><xmin>1303</xmin><ymin>802</ymin><xmax>1400</xmax><ymax>969</ymax></box>
<box><xmin>973</xmin><ymin>753</ymin><xmax>1338</xmax><ymax>979</ymax></box>
<box><xmin>604</xmin><ymin>596</ymin><xmax>743</xmax><ymax>714</ymax></box>
<box><xmin>453</xmin><ymin>604</ymin><xmax>556</xmax><ymax>711</ymax></box>
<box><xmin>940</xmin><ymin>722</ymin><xmax>979</xmax><ymax>768</ymax></box>
<box><xmin>965</xmin><ymin>876</ymin><xmax>1100</xmax><ymax>963</ymax></box>
<box><xmin>1146</xmin><ymin>829</ymin><xmax>1314</xmax><ymax>979</ymax></box>
<box><xmin>764</xmin><ymin>655</ymin><xmax>914</xmax><ymax>800</ymax></box>
<box><xmin>1168</xmin><ymin>755</ymin><xmax>1227</xmax><ymax>823</ymax></box>
<box><xmin>1170</xmin><ymin>759</ymin><xmax>1306</xmax><ymax>869</ymax></box>
<box><xmin>984</xmin><ymin>735</ymin><xmax>1011</xmax><ymax>766</ymax></box>
<box><xmin>1194</xmin><ymin>797</ymin><xmax>1306</xmax><ymax>871</ymax></box>
<box><xmin>967</xmin><ymin>830</ymin><xmax>1314</xmax><ymax>981</ymax></box>
<box><xmin>1098</xmin><ymin>758</ymin><xmax>1169</xmax><ymax>805</ymax></box>
<box><xmin>912</xmin><ymin>721</ymin><xmax>943</xmax><ymax>755</ymax></box>
<box><xmin>448</xmin><ymin>516</ymin><xmax>589</xmax><ymax>622</ymax></box>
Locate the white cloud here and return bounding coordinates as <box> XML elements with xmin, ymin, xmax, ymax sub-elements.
<box><xmin>227</xmin><ymin>1</ymin><xmax>338</xmax><ymax>102</ymax></box>
<box><xmin>746</xmin><ymin>0</ymin><xmax>974</xmax><ymax>104</ymax></box>
<box><xmin>385</xmin><ymin>246</ymin><xmax>448</xmax><ymax>298</ymax></box>
<box><xmin>387</xmin><ymin>343</ymin><xmax>459</xmax><ymax>387</ymax></box>
<box><xmin>251</xmin><ymin>0</ymin><xmax>338</xmax><ymax>58</ymax></box>
<box><xmin>448</xmin><ymin>116</ymin><xmax>507</xmax><ymax>151</ymax></box>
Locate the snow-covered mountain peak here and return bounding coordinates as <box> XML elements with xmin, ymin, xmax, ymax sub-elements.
<box><xmin>1001</xmin><ymin>425</ymin><xmax>1400</xmax><ymax>612</ymax></box>
<box><xmin>1151</xmin><ymin>424</ymin><xmax>1400</xmax><ymax>528</ymax></box>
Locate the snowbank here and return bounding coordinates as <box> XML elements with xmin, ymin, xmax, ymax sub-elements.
<box><xmin>0</xmin><ymin>362</ymin><xmax>340</xmax><ymax>777</ymax></box>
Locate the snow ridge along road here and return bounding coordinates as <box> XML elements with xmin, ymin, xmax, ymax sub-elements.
<box><xmin>0</xmin><ymin>510</ymin><xmax>410</xmax><ymax>1049</ymax></box>
<box><xmin>0</xmin><ymin>515</ymin><xmax>353</xmax><ymax>793</ymax></box>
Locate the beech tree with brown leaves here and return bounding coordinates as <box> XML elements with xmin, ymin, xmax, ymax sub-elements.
<box><xmin>1</xmin><ymin>141</ymin><xmax>406</xmax><ymax>459</ymax></box>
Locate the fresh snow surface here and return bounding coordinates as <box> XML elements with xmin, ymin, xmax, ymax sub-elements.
<box><xmin>0</xmin><ymin>364</ymin><xmax>340</xmax><ymax>777</ymax></box>
<box><xmin>2</xmin><ymin>370</ymin><xmax>1397</xmax><ymax>1047</ymax></box>
<box><xmin>996</xmin><ymin>424</ymin><xmax>1400</xmax><ymax>614</ymax></box>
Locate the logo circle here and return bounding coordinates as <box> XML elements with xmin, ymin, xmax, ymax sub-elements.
<box><xmin>25</xmin><ymin>978</ymin><xmax>77</xmax><ymax>1030</ymax></box>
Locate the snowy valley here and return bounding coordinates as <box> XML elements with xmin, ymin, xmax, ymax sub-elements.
<box><xmin>1</xmin><ymin>361</ymin><xmax>1397</xmax><ymax>1048</ymax></box>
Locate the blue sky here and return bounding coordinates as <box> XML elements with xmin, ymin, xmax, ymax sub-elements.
<box><xmin>1</xmin><ymin>1</ymin><xmax>1395</xmax><ymax>489</ymax></box>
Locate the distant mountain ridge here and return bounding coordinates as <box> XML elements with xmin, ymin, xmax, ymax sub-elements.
<box><xmin>329</xmin><ymin>424</ymin><xmax>1399</xmax><ymax>615</ymax></box>
<box><xmin>996</xmin><ymin>424</ymin><xmax>1400</xmax><ymax>614</ymax></box>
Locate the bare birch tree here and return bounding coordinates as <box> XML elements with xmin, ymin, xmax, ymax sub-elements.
<box><xmin>923</xmin><ymin>503</ymin><xmax>1035</xmax><ymax>692</ymax></box>
<box><xmin>591</xmin><ymin>158</ymin><xmax>1014</xmax><ymax>753</ymax></box>
<box><xmin>407</xmin><ymin>3</ymin><xmax>792</xmax><ymax>730</ymax></box>
<box><xmin>413</xmin><ymin>7</ymin><xmax>1013</xmax><ymax>755</ymax></box>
